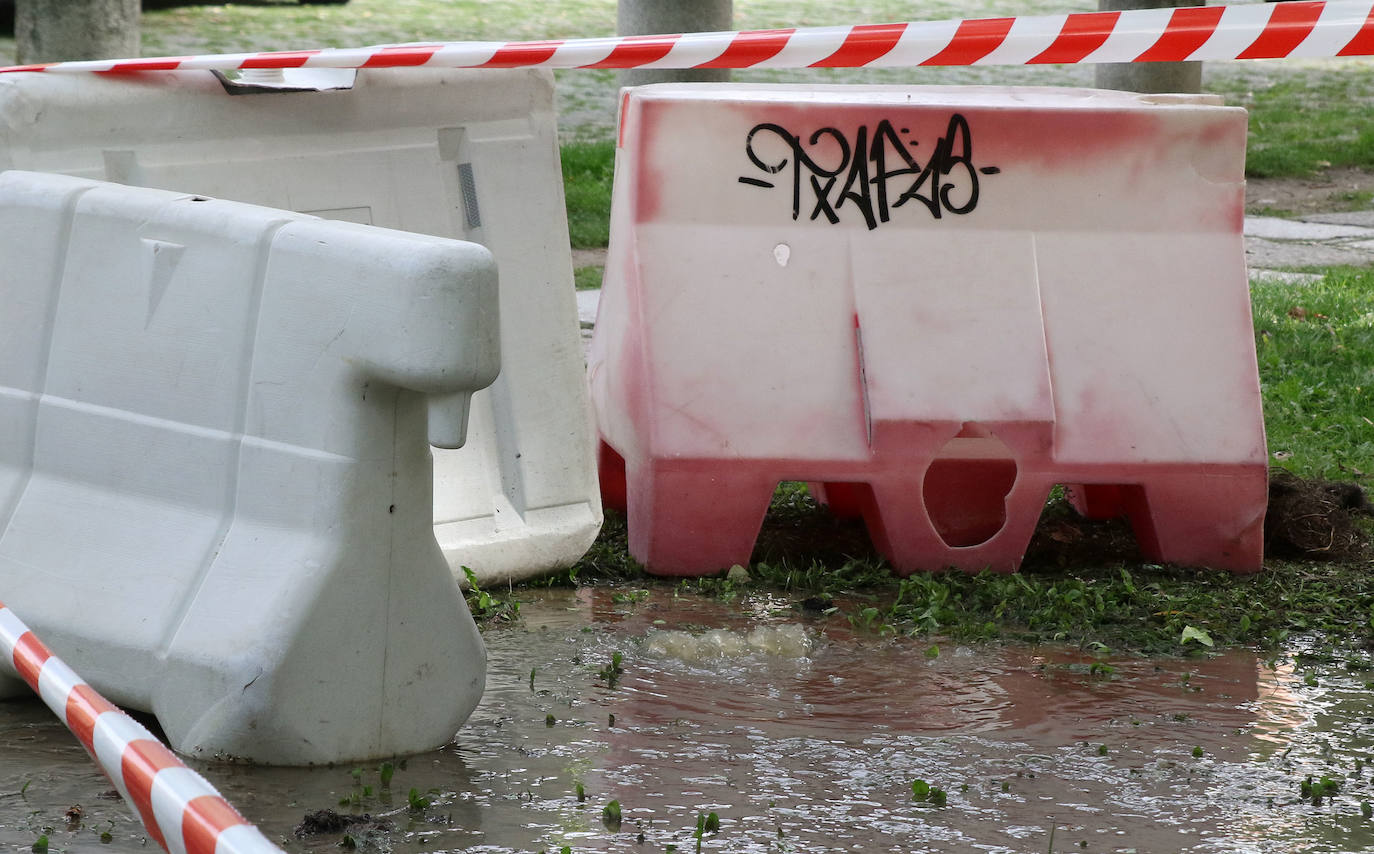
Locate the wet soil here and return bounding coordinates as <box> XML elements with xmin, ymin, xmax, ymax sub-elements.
<box><xmin>1265</xmin><ymin>470</ymin><xmax>1373</xmax><ymax>562</ymax></box>
<box><xmin>1247</xmin><ymin>168</ymin><xmax>1374</xmax><ymax>217</ymax></box>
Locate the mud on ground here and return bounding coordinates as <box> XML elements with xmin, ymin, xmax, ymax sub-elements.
<box><xmin>1247</xmin><ymin>167</ymin><xmax>1374</xmax><ymax>217</ymax></box>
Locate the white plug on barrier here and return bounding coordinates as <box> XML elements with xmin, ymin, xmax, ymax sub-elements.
<box><xmin>0</xmin><ymin>171</ymin><xmax>497</xmax><ymax>763</ymax></box>
<box><xmin>591</xmin><ymin>84</ymin><xmax>1267</xmax><ymax>576</ymax></box>
<box><xmin>0</xmin><ymin>66</ymin><xmax>602</xmax><ymax>587</ymax></box>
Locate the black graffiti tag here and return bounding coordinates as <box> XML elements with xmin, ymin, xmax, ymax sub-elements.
<box><xmin>738</xmin><ymin>114</ymin><xmax>999</xmax><ymax>229</ymax></box>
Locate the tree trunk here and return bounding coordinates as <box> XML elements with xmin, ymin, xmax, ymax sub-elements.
<box><xmin>1095</xmin><ymin>0</ymin><xmax>1203</xmax><ymax>94</ymax></box>
<box><xmin>16</xmin><ymin>0</ymin><xmax>140</xmax><ymax>65</ymax></box>
<box><xmin>617</xmin><ymin>0</ymin><xmax>733</xmax><ymax>87</ymax></box>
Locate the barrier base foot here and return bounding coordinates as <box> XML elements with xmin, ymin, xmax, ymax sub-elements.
<box><xmin>627</xmin><ymin>460</ymin><xmax>775</xmax><ymax>576</ymax></box>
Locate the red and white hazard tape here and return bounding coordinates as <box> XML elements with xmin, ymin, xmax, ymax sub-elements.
<box><xmin>0</xmin><ymin>601</ymin><xmax>283</xmax><ymax>854</ymax></box>
<box><xmin>0</xmin><ymin>0</ymin><xmax>1372</xmax><ymax>74</ymax></box>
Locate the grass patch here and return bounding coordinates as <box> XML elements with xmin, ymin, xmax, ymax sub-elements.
<box><xmin>1211</xmin><ymin>70</ymin><xmax>1374</xmax><ymax>178</ymax></box>
<box><xmin>1252</xmin><ymin>267</ymin><xmax>1374</xmax><ymax>481</ymax></box>
<box><xmin>561</xmin><ymin>140</ymin><xmax>615</xmax><ymax>249</ymax></box>
<box><xmin>573</xmin><ymin>265</ymin><xmax>604</xmax><ymax>290</ymax></box>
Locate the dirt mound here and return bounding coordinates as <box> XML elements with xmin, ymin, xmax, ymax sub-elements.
<box><xmin>294</xmin><ymin>809</ymin><xmax>393</xmax><ymax>838</ymax></box>
<box><xmin>1265</xmin><ymin>469</ymin><xmax>1372</xmax><ymax>561</ymax></box>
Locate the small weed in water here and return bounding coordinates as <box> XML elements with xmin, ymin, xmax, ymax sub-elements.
<box><xmin>693</xmin><ymin>811</ymin><xmax>720</xmax><ymax>853</ymax></box>
<box><xmin>911</xmin><ymin>780</ymin><xmax>947</xmax><ymax>805</ymax></box>
<box><xmin>599</xmin><ymin>652</ymin><xmax>625</xmax><ymax>687</ymax></box>
<box><xmin>1192</xmin><ymin>746</ymin><xmax>1204</xmax><ymax>759</ymax></box>
<box><xmin>1301</xmin><ymin>775</ymin><xmax>1342</xmax><ymax>802</ymax></box>
<box><xmin>379</xmin><ymin>762</ymin><xmax>394</xmax><ymax>788</ymax></box>
<box><xmin>1362</xmin><ymin>800</ymin><xmax>1372</xmax><ymax>819</ymax></box>
<box><xmin>602</xmin><ymin>800</ymin><xmax>622</xmax><ymax>831</ymax></box>
<box><xmin>611</xmin><ymin>588</ymin><xmax>650</xmax><ymax>605</ymax></box>
<box><xmin>576</xmin><ymin>782</ymin><xmax>585</xmax><ymax>802</ymax></box>
<box><xmin>546</xmin><ymin>713</ymin><xmax>557</xmax><ymax>727</ymax></box>
<box><xmin>462</xmin><ymin>567</ymin><xmax>521</xmax><ymax>624</ymax></box>
<box><xmin>406</xmin><ymin>787</ymin><xmax>429</xmax><ymax>814</ymax></box>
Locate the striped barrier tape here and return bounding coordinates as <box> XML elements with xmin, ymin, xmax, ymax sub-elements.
<box><xmin>0</xmin><ymin>601</ymin><xmax>284</xmax><ymax>854</ymax></box>
<box><xmin>1</xmin><ymin>0</ymin><xmax>1372</xmax><ymax>75</ymax></box>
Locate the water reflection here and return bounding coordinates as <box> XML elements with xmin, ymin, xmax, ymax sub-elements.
<box><xmin>1</xmin><ymin>586</ymin><xmax>1372</xmax><ymax>853</ymax></box>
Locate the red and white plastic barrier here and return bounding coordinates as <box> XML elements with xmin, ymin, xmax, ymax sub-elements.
<box><xmin>1</xmin><ymin>0</ymin><xmax>1371</xmax><ymax>75</ymax></box>
<box><xmin>0</xmin><ymin>600</ymin><xmax>283</xmax><ymax>854</ymax></box>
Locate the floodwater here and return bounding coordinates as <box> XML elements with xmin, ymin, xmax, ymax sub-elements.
<box><xmin>3</xmin><ymin>586</ymin><xmax>1374</xmax><ymax>854</ymax></box>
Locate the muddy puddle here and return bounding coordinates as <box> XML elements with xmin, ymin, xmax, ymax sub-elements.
<box><xmin>3</xmin><ymin>586</ymin><xmax>1374</xmax><ymax>854</ymax></box>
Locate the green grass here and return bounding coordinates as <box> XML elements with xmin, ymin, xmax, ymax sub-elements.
<box><xmin>1210</xmin><ymin>70</ymin><xmax>1374</xmax><ymax>178</ymax></box>
<box><xmin>561</xmin><ymin>140</ymin><xmax>615</xmax><ymax>250</ymax></box>
<box><xmin>1253</xmin><ymin>267</ymin><xmax>1374</xmax><ymax>481</ymax></box>
<box><xmin>573</xmin><ymin>265</ymin><xmax>604</xmax><ymax>290</ymax></box>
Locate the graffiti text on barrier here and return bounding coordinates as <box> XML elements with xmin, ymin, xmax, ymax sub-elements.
<box><xmin>739</xmin><ymin>113</ymin><xmax>999</xmax><ymax>229</ymax></box>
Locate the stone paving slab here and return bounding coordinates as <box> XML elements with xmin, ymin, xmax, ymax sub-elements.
<box><xmin>1249</xmin><ymin>270</ymin><xmax>1326</xmax><ymax>287</ymax></box>
<box><xmin>1302</xmin><ymin>211</ymin><xmax>1374</xmax><ymax>228</ymax></box>
<box><xmin>1243</xmin><ymin>216</ymin><xmax>1374</xmax><ymax>241</ymax></box>
<box><xmin>1246</xmin><ymin>237</ymin><xmax>1374</xmax><ymax>270</ymax></box>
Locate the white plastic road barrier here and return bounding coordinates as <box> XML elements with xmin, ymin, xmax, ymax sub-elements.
<box><xmin>0</xmin><ymin>67</ymin><xmax>602</xmax><ymax>586</ymax></box>
<box><xmin>590</xmin><ymin>84</ymin><xmax>1267</xmax><ymax>576</ymax></box>
<box><xmin>0</xmin><ymin>170</ymin><xmax>497</xmax><ymax>763</ymax></box>
<box><xmin>0</xmin><ymin>601</ymin><xmax>284</xmax><ymax>854</ymax></box>
<box><xmin>1</xmin><ymin>0</ymin><xmax>1371</xmax><ymax>74</ymax></box>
